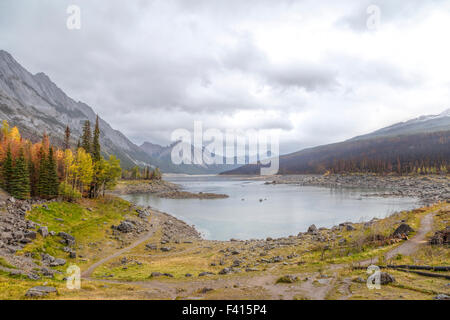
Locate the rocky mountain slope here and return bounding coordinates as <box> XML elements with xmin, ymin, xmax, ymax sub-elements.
<box><xmin>0</xmin><ymin>50</ymin><xmax>151</xmax><ymax>169</ymax></box>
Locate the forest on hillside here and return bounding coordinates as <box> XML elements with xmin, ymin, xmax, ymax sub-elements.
<box><xmin>224</xmin><ymin>131</ymin><xmax>450</xmax><ymax>175</ymax></box>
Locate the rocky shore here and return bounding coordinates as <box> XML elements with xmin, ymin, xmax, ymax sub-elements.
<box><xmin>110</xmin><ymin>180</ymin><xmax>229</xmax><ymax>200</ymax></box>
<box><xmin>109</xmin><ymin>180</ymin><xmax>180</xmax><ymax>195</ymax></box>
<box><xmin>265</xmin><ymin>174</ymin><xmax>450</xmax><ymax>204</ymax></box>
<box><xmin>158</xmin><ymin>191</ymin><xmax>228</xmax><ymax>199</ymax></box>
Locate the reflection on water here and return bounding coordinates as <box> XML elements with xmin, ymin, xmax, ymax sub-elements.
<box><xmin>121</xmin><ymin>175</ymin><xmax>419</xmax><ymax>241</ymax></box>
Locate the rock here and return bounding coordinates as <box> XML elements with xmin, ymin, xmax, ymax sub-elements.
<box><xmin>199</xmin><ymin>287</ymin><xmax>213</xmax><ymax>294</ymax></box>
<box><xmin>50</xmin><ymin>258</ymin><xmax>66</xmax><ymax>267</ymax></box>
<box><xmin>28</xmin><ymin>273</ymin><xmax>40</xmax><ymax>281</ymax></box>
<box><xmin>346</xmin><ymin>224</ymin><xmax>356</xmax><ymax>231</ymax></box>
<box><xmin>392</xmin><ymin>224</ymin><xmax>414</xmax><ymax>237</ymax></box>
<box><xmin>160</xmin><ymin>247</ymin><xmax>171</xmax><ymax>252</ymax></box>
<box><xmin>245</xmin><ymin>268</ymin><xmax>259</xmax><ymax>272</ymax></box>
<box><xmin>145</xmin><ymin>243</ymin><xmax>157</xmax><ymax>250</ymax></box>
<box><xmin>353</xmin><ymin>277</ymin><xmax>365</xmax><ymax>283</ymax></box>
<box><xmin>58</xmin><ymin>232</ymin><xmax>75</xmax><ymax>242</ymax></box>
<box><xmin>277</xmin><ymin>275</ymin><xmax>298</xmax><ymax>283</ymax></box>
<box><xmin>271</xmin><ymin>256</ymin><xmax>284</xmax><ymax>263</ymax></box>
<box><xmin>40</xmin><ymin>267</ymin><xmax>55</xmax><ymax>277</ymax></box>
<box><xmin>115</xmin><ymin>221</ymin><xmax>135</xmax><ymax>233</ymax></box>
<box><xmin>38</xmin><ymin>227</ymin><xmax>49</xmax><ymax>238</ymax></box>
<box><xmin>339</xmin><ymin>238</ymin><xmax>347</xmax><ymax>245</ymax></box>
<box><xmin>69</xmin><ymin>251</ymin><xmax>76</xmax><ymax>259</ymax></box>
<box><xmin>150</xmin><ymin>272</ymin><xmax>163</xmax><ymax>277</ymax></box>
<box><xmin>41</xmin><ymin>253</ymin><xmax>55</xmax><ymax>263</ymax></box>
<box><xmin>199</xmin><ymin>272</ymin><xmax>214</xmax><ymax>277</ymax></box>
<box><xmin>231</xmin><ymin>259</ymin><xmax>242</xmax><ymax>267</ymax></box>
<box><xmin>219</xmin><ymin>268</ymin><xmax>232</xmax><ymax>275</ymax></box>
<box><xmin>434</xmin><ymin>294</ymin><xmax>450</xmax><ymax>300</ymax></box>
<box><xmin>430</xmin><ymin>227</ymin><xmax>450</xmax><ymax>245</ymax></box>
<box><xmin>25</xmin><ymin>286</ymin><xmax>57</xmax><ymax>297</ymax></box>
<box><xmin>24</xmin><ymin>231</ymin><xmax>37</xmax><ymax>240</ymax></box>
<box><xmin>307</xmin><ymin>224</ymin><xmax>317</xmax><ymax>233</ymax></box>
<box><xmin>185</xmin><ymin>273</ymin><xmax>193</xmax><ymax>277</ymax></box>
<box><xmin>379</xmin><ymin>272</ymin><xmax>395</xmax><ymax>285</ymax></box>
<box><xmin>266</xmin><ymin>237</ymin><xmax>273</xmax><ymax>241</ymax></box>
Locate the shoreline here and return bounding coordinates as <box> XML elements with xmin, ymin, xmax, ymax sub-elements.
<box><xmin>114</xmin><ymin>174</ymin><xmax>448</xmax><ymax>242</ymax></box>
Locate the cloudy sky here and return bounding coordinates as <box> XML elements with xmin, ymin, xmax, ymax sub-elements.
<box><xmin>1</xmin><ymin>0</ymin><xmax>450</xmax><ymax>154</ymax></box>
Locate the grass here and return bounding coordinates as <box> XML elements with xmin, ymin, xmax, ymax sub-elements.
<box><xmin>19</xmin><ymin>196</ymin><xmax>145</xmax><ymax>272</ymax></box>
<box><xmin>0</xmin><ymin>257</ymin><xmax>16</xmax><ymax>269</ymax></box>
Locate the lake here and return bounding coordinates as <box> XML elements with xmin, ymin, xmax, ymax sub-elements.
<box><xmin>121</xmin><ymin>175</ymin><xmax>419</xmax><ymax>241</ymax></box>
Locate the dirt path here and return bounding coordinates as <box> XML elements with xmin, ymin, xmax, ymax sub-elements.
<box><xmin>82</xmin><ymin>214</ymin><xmax>161</xmax><ymax>278</ymax></box>
<box><xmin>358</xmin><ymin>211</ymin><xmax>435</xmax><ymax>267</ymax></box>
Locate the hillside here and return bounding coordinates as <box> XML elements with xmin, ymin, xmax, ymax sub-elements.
<box><xmin>224</xmin><ymin>128</ymin><xmax>450</xmax><ymax>175</ymax></box>
<box><xmin>0</xmin><ymin>50</ymin><xmax>152</xmax><ymax>169</ymax></box>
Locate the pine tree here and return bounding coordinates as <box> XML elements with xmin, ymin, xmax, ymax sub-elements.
<box><xmin>76</xmin><ymin>139</ymin><xmax>81</xmax><ymax>150</ymax></box>
<box><xmin>47</xmin><ymin>147</ymin><xmax>59</xmax><ymax>198</ymax></box>
<box><xmin>81</xmin><ymin>120</ymin><xmax>92</xmax><ymax>154</ymax></box>
<box><xmin>64</xmin><ymin>125</ymin><xmax>71</xmax><ymax>150</ymax></box>
<box><xmin>92</xmin><ymin>115</ymin><xmax>101</xmax><ymax>162</ymax></box>
<box><xmin>10</xmin><ymin>149</ymin><xmax>30</xmax><ymax>199</ymax></box>
<box><xmin>2</xmin><ymin>145</ymin><xmax>13</xmax><ymax>193</ymax></box>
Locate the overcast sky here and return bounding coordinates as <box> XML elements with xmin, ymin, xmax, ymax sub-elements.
<box><xmin>1</xmin><ymin>0</ymin><xmax>450</xmax><ymax>154</ymax></box>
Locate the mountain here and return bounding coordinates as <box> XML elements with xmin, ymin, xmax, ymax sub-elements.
<box><xmin>351</xmin><ymin>109</ymin><xmax>450</xmax><ymax>141</ymax></box>
<box><xmin>140</xmin><ymin>141</ymin><xmax>242</xmax><ymax>174</ymax></box>
<box><xmin>223</xmin><ymin>110</ymin><xmax>450</xmax><ymax>175</ymax></box>
<box><xmin>0</xmin><ymin>50</ymin><xmax>155</xmax><ymax>168</ymax></box>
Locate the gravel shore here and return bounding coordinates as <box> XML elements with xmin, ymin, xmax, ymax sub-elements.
<box><xmin>265</xmin><ymin>174</ymin><xmax>450</xmax><ymax>204</ymax></box>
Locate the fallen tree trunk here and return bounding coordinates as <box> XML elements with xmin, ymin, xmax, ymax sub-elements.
<box><xmin>387</xmin><ymin>265</ymin><xmax>450</xmax><ymax>272</ymax></box>
<box><xmin>353</xmin><ymin>265</ymin><xmax>450</xmax><ymax>272</ymax></box>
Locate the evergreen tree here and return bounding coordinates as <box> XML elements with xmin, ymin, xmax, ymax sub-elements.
<box><xmin>47</xmin><ymin>147</ymin><xmax>59</xmax><ymax>198</ymax></box>
<box><xmin>64</xmin><ymin>125</ymin><xmax>71</xmax><ymax>150</ymax></box>
<box><xmin>10</xmin><ymin>149</ymin><xmax>30</xmax><ymax>199</ymax></box>
<box><xmin>81</xmin><ymin>120</ymin><xmax>92</xmax><ymax>154</ymax></box>
<box><xmin>37</xmin><ymin>147</ymin><xmax>49</xmax><ymax>198</ymax></box>
<box><xmin>2</xmin><ymin>145</ymin><xmax>13</xmax><ymax>193</ymax></box>
<box><xmin>92</xmin><ymin>115</ymin><xmax>101</xmax><ymax>162</ymax></box>
<box><xmin>76</xmin><ymin>139</ymin><xmax>81</xmax><ymax>150</ymax></box>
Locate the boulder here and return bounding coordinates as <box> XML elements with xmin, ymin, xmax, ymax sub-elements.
<box><xmin>38</xmin><ymin>227</ymin><xmax>49</xmax><ymax>238</ymax></box>
<box><xmin>430</xmin><ymin>227</ymin><xmax>450</xmax><ymax>245</ymax></box>
<box><xmin>116</xmin><ymin>221</ymin><xmax>134</xmax><ymax>233</ymax></box>
<box><xmin>58</xmin><ymin>232</ymin><xmax>75</xmax><ymax>242</ymax></box>
<box><xmin>50</xmin><ymin>258</ymin><xmax>66</xmax><ymax>267</ymax></box>
<box><xmin>219</xmin><ymin>268</ymin><xmax>232</xmax><ymax>275</ymax></box>
<box><xmin>307</xmin><ymin>224</ymin><xmax>317</xmax><ymax>233</ymax></box>
<box><xmin>379</xmin><ymin>272</ymin><xmax>395</xmax><ymax>285</ymax></box>
<box><xmin>392</xmin><ymin>224</ymin><xmax>414</xmax><ymax>237</ymax></box>
<box><xmin>25</xmin><ymin>286</ymin><xmax>57</xmax><ymax>297</ymax></box>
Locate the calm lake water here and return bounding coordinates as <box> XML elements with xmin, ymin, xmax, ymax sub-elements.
<box><xmin>122</xmin><ymin>175</ymin><xmax>419</xmax><ymax>241</ymax></box>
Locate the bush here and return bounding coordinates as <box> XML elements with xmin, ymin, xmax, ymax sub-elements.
<box><xmin>58</xmin><ymin>182</ymin><xmax>82</xmax><ymax>201</ymax></box>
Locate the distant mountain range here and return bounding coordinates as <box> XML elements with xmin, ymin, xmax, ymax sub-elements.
<box><xmin>224</xmin><ymin>109</ymin><xmax>450</xmax><ymax>175</ymax></box>
<box><xmin>140</xmin><ymin>141</ymin><xmax>241</xmax><ymax>174</ymax></box>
